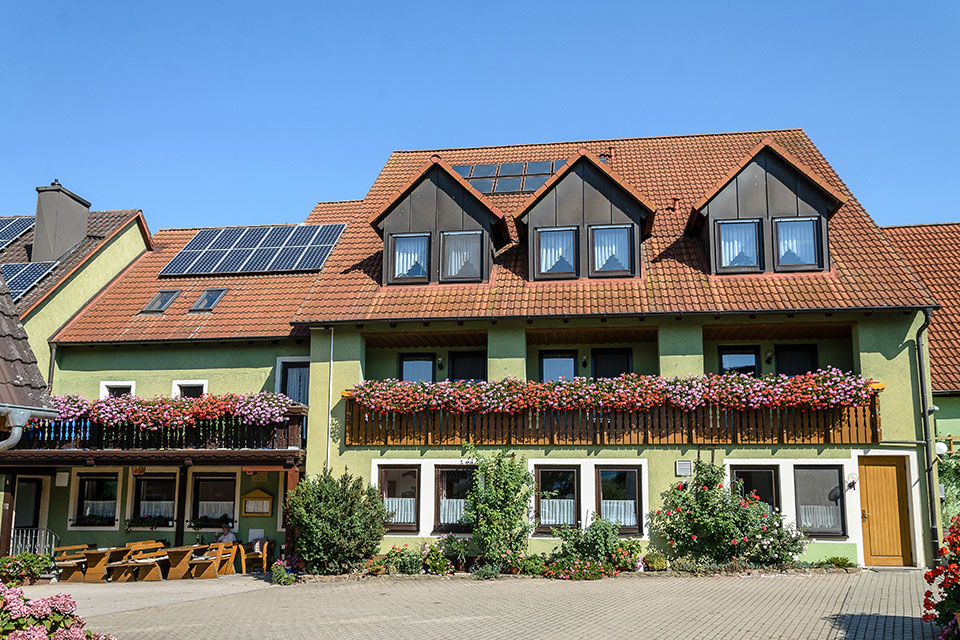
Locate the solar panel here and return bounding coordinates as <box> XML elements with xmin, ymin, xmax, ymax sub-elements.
<box><xmin>161</xmin><ymin>224</ymin><xmax>346</xmax><ymax>277</ymax></box>
<box><xmin>498</xmin><ymin>162</ymin><xmax>524</xmax><ymax>176</ymax></box>
<box><xmin>494</xmin><ymin>177</ymin><xmax>523</xmax><ymax>193</ymax></box>
<box><xmin>452</xmin><ymin>165</ymin><xmax>472</xmax><ymax>178</ymax></box>
<box><xmin>471</xmin><ymin>164</ymin><xmax>497</xmax><ymax>178</ymax></box>
<box><xmin>523</xmin><ymin>175</ymin><xmax>550</xmax><ymax>192</ymax></box>
<box><xmin>0</xmin><ymin>218</ymin><xmax>35</xmax><ymax>251</ymax></box>
<box><xmin>525</xmin><ymin>161</ymin><xmax>552</xmax><ymax>174</ymax></box>
<box><xmin>470</xmin><ymin>179</ymin><xmax>494</xmax><ymax>194</ymax></box>
<box><xmin>1</xmin><ymin>261</ymin><xmax>58</xmax><ymax>301</ymax></box>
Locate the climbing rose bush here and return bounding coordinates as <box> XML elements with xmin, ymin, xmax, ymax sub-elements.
<box><xmin>0</xmin><ymin>583</ymin><xmax>115</xmax><ymax>639</ymax></box>
<box><xmin>350</xmin><ymin>368</ymin><xmax>874</xmax><ymax>415</ymax></box>
<box><xmin>923</xmin><ymin>515</ymin><xmax>960</xmax><ymax>637</ymax></box>
<box><xmin>42</xmin><ymin>392</ymin><xmax>295</xmax><ymax>430</ymax></box>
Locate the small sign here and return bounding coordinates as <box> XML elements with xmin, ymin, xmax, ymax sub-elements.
<box><xmin>251</xmin><ymin>471</ymin><xmax>268</xmax><ymax>483</ymax></box>
<box><xmin>132</xmin><ymin>467</ymin><xmax>146</xmax><ymax>476</ymax></box>
<box><xmin>55</xmin><ymin>472</ymin><xmax>69</xmax><ymax>487</ymax></box>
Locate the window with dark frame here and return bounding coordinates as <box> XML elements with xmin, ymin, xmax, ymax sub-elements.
<box><xmin>177</xmin><ymin>384</ymin><xmax>205</xmax><ymax>398</ymax></box>
<box><xmin>596</xmin><ymin>466</ymin><xmax>641</xmax><ymax>534</ymax></box>
<box><xmin>441</xmin><ymin>231</ymin><xmax>482</xmax><ymax>282</ymax></box>
<box><xmin>399</xmin><ymin>353</ymin><xmax>435</xmax><ymax>382</ymax></box>
<box><xmin>716</xmin><ymin>220</ymin><xmax>762</xmax><ymax>272</ymax></box>
<box><xmin>380</xmin><ymin>466</ymin><xmax>419</xmax><ymax>532</ymax></box>
<box><xmin>391</xmin><ymin>233</ymin><xmax>430</xmax><ymax>282</ymax></box>
<box><xmin>142</xmin><ymin>290</ymin><xmax>180</xmax><ymax>313</ymax></box>
<box><xmin>535</xmin><ymin>466</ymin><xmax>579</xmax><ymax>534</ymax></box>
<box><xmin>794</xmin><ymin>465</ymin><xmax>845</xmax><ymax>536</ymax></box>
<box><xmin>190</xmin><ymin>288</ymin><xmax>227</xmax><ymax>312</ymax></box>
<box><xmin>133</xmin><ymin>475</ymin><xmax>176</xmax><ymax>525</ymax></box>
<box><xmin>592</xmin><ymin>348</ymin><xmax>632</xmax><ymax>379</ymax></box>
<box><xmin>435</xmin><ymin>466</ymin><xmax>475</xmax><ymax>532</ymax></box>
<box><xmin>449</xmin><ymin>351</ymin><xmax>486</xmax><ymax>382</ymax></box>
<box><xmin>536</xmin><ymin>227</ymin><xmax>577</xmax><ymax>278</ymax></box>
<box><xmin>731</xmin><ymin>466</ymin><xmax>780</xmax><ymax>512</ymax></box>
<box><xmin>105</xmin><ymin>385</ymin><xmax>132</xmax><ymax>398</ymax></box>
<box><xmin>280</xmin><ymin>361</ymin><xmax>310</xmax><ymax>405</ymax></box>
<box><xmin>192</xmin><ymin>475</ymin><xmax>236</xmax><ymax>526</ymax></box>
<box><xmin>75</xmin><ymin>474</ymin><xmax>118</xmax><ymax>526</ymax></box>
<box><xmin>590</xmin><ymin>225</ymin><xmax>632</xmax><ymax>276</ymax></box>
<box><xmin>775</xmin><ymin>218</ymin><xmax>821</xmax><ymax>270</ymax></box>
<box><xmin>539</xmin><ymin>350</ymin><xmax>577</xmax><ymax>382</ymax></box>
<box><xmin>775</xmin><ymin>344</ymin><xmax>818</xmax><ymax>376</ymax></box>
<box><xmin>718</xmin><ymin>346</ymin><xmax>761</xmax><ymax>376</ymax></box>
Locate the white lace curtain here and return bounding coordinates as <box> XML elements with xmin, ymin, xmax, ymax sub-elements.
<box><xmin>82</xmin><ymin>500</ymin><xmax>116</xmax><ymax>518</ymax></box>
<box><xmin>777</xmin><ymin>219</ymin><xmax>817</xmax><ymax>265</ymax></box>
<box><xmin>198</xmin><ymin>501</ymin><xmax>234</xmax><ymax>519</ymax></box>
<box><xmin>439</xmin><ymin>498</ymin><xmax>466</xmax><ymax>525</ymax></box>
<box><xmin>594</xmin><ymin>228</ymin><xmax>629</xmax><ymax>272</ymax></box>
<box><xmin>395</xmin><ymin>236</ymin><xmax>428</xmax><ymax>278</ymax></box>
<box><xmin>540</xmin><ymin>230</ymin><xmax>575</xmax><ymax>273</ymax></box>
<box><xmin>720</xmin><ymin>222</ymin><xmax>758</xmax><ymax>267</ymax></box>
<box><xmin>443</xmin><ymin>233</ymin><xmax>479</xmax><ymax>278</ymax></box>
<box><xmin>140</xmin><ymin>501</ymin><xmax>175</xmax><ymax>519</ymax></box>
<box><xmin>799</xmin><ymin>505</ymin><xmax>840</xmax><ymax>530</ymax></box>
<box><xmin>601</xmin><ymin>500</ymin><xmax>637</xmax><ymax>527</ymax></box>
<box><xmin>384</xmin><ymin>497</ymin><xmax>417</xmax><ymax>524</ymax></box>
<box><xmin>540</xmin><ymin>498</ymin><xmax>576</xmax><ymax>526</ymax></box>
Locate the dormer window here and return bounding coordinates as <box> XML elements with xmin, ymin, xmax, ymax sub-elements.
<box><xmin>590</xmin><ymin>225</ymin><xmax>633</xmax><ymax>276</ymax></box>
<box><xmin>536</xmin><ymin>227</ymin><xmax>577</xmax><ymax>279</ymax></box>
<box><xmin>775</xmin><ymin>218</ymin><xmax>821</xmax><ymax>270</ymax></box>
<box><xmin>392</xmin><ymin>234</ymin><xmax>429</xmax><ymax>283</ymax></box>
<box><xmin>441</xmin><ymin>231</ymin><xmax>482</xmax><ymax>282</ymax></box>
<box><xmin>716</xmin><ymin>220</ymin><xmax>762</xmax><ymax>273</ymax></box>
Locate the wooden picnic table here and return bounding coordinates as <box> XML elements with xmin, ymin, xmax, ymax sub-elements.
<box><xmin>166</xmin><ymin>545</ymin><xmax>208</xmax><ymax>580</ymax></box>
<box><xmin>83</xmin><ymin>547</ymin><xmax>130</xmax><ymax>583</ymax></box>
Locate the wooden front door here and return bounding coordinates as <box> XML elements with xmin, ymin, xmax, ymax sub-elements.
<box><xmin>859</xmin><ymin>456</ymin><xmax>912</xmax><ymax>566</ymax></box>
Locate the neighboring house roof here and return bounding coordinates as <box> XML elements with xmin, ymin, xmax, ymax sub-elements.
<box><xmin>0</xmin><ymin>210</ymin><xmax>152</xmax><ymax>316</ymax></box>
<box><xmin>884</xmin><ymin>223</ymin><xmax>960</xmax><ymax>393</ymax></box>
<box><xmin>291</xmin><ymin>128</ymin><xmax>934</xmax><ymax>324</ymax></box>
<box><xmin>54</xmin><ymin>201</ymin><xmax>362</xmax><ymax>343</ymax></box>
<box><xmin>0</xmin><ymin>275</ymin><xmax>52</xmax><ymax>409</ymax></box>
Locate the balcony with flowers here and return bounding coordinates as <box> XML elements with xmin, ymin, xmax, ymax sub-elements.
<box><xmin>343</xmin><ymin>368</ymin><xmax>884</xmax><ymax>447</ymax></box>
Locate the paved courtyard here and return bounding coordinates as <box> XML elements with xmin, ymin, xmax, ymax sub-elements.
<box><xmin>24</xmin><ymin>569</ymin><xmax>937</xmax><ymax>639</ymax></box>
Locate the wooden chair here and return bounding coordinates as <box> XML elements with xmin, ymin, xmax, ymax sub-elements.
<box><xmin>52</xmin><ymin>545</ymin><xmax>90</xmax><ymax>583</ymax></box>
<box><xmin>238</xmin><ymin>539</ymin><xmax>273</xmax><ymax>573</ymax></box>
<box><xmin>188</xmin><ymin>543</ymin><xmax>224</xmax><ymax>580</ymax></box>
<box><xmin>130</xmin><ymin>550</ymin><xmax>169</xmax><ymax>581</ymax></box>
<box><xmin>217</xmin><ymin>543</ymin><xmax>237</xmax><ymax>576</ymax></box>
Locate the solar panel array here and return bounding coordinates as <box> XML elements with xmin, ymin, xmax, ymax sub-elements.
<box><xmin>0</xmin><ymin>217</ymin><xmax>35</xmax><ymax>251</ymax></box>
<box><xmin>159</xmin><ymin>224</ymin><xmax>346</xmax><ymax>277</ymax></box>
<box><xmin>452</xmin><ymin>160</ymin><xmax>567</xmax><ymax>195</ymax></box>
<box><xmin>1</xmin><ymin>261</ymin><xmax>59</xmax><ymax>301</ymax></box>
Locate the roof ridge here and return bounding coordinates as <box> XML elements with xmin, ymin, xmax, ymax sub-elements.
<box><xmin>314</xmin><ymin>199</ymin><xmax>363</xmax><ymax>204</ymax></box>
<box><xmin>883</xmin><ymin>221</ymin><xmax>960</xmax><ymax>229</ymax></box>
<box><xmin>390</xmin><ymin>128</ymin><xmax>806</xmax><ymax>154</ymax></box>
<box><xmin>155</xmin><ymin>222</ymin><xmax>319</xmax><ymax>233</ymax></box>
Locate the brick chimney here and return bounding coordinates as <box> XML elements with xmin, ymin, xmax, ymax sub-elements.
<box><xmin>33</xmin><ymin>181</ymin><xmax>90</xmax><ymax>263</ymax></box>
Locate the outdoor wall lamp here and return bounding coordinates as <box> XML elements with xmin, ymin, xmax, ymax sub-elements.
<box><xmin>581</xmin><ymin>355</ymin><xmax>588</xmax><ymax>369</ymax></box>
<box><xmin>765</xmin><ymin>350</ymin><xmax>774</xmax><ymax>365</ymax></box>
<box><xmin>437</xmin><ymin>356</ymin><xmax>444</xmax><ymax>371</ymax></box>
<box><xmin>846</xmin><ymin>473</ymin><xmax>858</xmax><ymax>490</ymax></box>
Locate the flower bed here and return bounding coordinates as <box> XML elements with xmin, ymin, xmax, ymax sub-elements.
<box><xmin>349</xmin><ymin>368</ymin><xmax>874</xmax><ymax>415</ymax></box>
<box><xmin>44</xmin><ymin>392</ymin><xmax>295</xmax><ymax>430</ymax></box>
<box><xmin>0</xmin><ymin>583</ymin><xmax>115</xmax><ymax>639</ymax></box>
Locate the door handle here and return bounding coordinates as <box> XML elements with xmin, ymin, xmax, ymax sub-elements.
<box><xmin>862</xmin><ymin>510</ymin><xmax>871</xmax><ymax>521</ymax></box>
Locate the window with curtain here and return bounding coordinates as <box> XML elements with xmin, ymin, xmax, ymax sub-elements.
<box><xmin>133</xmin><ymin>476</ymin><xmax>176</xmax><ymax>523</ymax></box>
<box><xmin>591</xmin><ymin>226</ymin><xmax>631</xmax><ymax>275</ymax></box>
<box><xmin>776</xmin><ymin>218</ymin><xmax>820</xmax><ymax>267</ymax></box>
<box><xmin>731</xmin><ymin>466</ymin><xmax>779</xmax><ymax>513</ymax></box>
<box><xmin>441</xmin><ymin>231</ymin><xmax>482</xmax><ymax>281</ymax></box>
<box><xmin>380</xmin><ymin>466</ymin><xmax>419</xmax><ymax>531</ymax></box>
<box><xmin>537</xmin><ymin>228</ymin><xmax>577</xmax><ymax>277</ymax></box>
<box><xmin>435</xmin><ymin>466</ymin><xmax>474</xmax><ymax>532</ymax></box>
<box><xmin>75</xmin><ymin>474</ymin><xmax>119</xmax><ymax>526</ymax></box>
<box><xmin>597</xmin><ymin>467</ymin><xmax>641</xmax><ymax>534</ymax></box>
<box><xmin>400</xmin><ymin>354</ymin><xmax>434</xmax><ymax>382</ymax></box>
<box><xmin>192</xmin><ymin>476</ymin><xmax>236</xmax><ymax>525</ymax></box>
<box><xmin>393</xmin><ymin>234</ymin><xmax>429</xmax><ymax>281</ymax></box>
<box><xmin>794</xmin><ymin>465</ymin><xmax>845</xmax><ymax>535</ymax></box>
<box><xmin>717</xmin><ymin>220</ymin><xmax>761</xmax><ymax>270</ymax></box>
<box><xmin>536</xmin><ymin>466</ymin><xmax>579</xmax><ymax>533</ymax></box>
<box><xmin>280</xmin><ymin>361</ymin><xmax>310</xmax><ymax>405</ymax></box>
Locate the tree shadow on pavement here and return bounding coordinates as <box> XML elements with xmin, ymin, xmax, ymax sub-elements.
<box><xmin>825</xmin><ymin>613</ymin><xmax>939</xmax><ymax>640</ymax></box>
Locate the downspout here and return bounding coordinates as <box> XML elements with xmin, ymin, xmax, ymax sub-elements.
<box><xmin>47</xmin><ymin>343</ymin><xmax>57</xmax><ymax>390</ymax></box>
<box><xmin>325</xmin><ymin>326</ymin><xmax>334</xmax><ymax>473</ymax></box>
<box><xmin>916</xmin><ymin>308</ymin><xmax>940</xmax><ymax>559</ymax></box>
<box><xmin>0</xmin><ymin>405</ymin><xmax>57</xmax><ymax>450</ymax></box>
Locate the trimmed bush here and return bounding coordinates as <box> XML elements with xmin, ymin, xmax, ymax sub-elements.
<box><xmin>0</xmin><ymin>553</ymin><xmax>49</xmax><ymax>587</ymax></box>
<box><xmin>285</xmin><ymin>469</ymin><xmax>388</xmax><ymax>575</ymax></box>
<box><xmin>643</xmin><ymin>551</ymin><xmax>668</xmax><ymax>571</ymax></box>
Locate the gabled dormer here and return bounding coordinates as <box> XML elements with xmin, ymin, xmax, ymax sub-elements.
<box><xmin>513</xmin><ymin>150</ymin><xmax>656</xmax><ymax>281</ymax></box>
<box><xmin>688</xmin><ymin>138</ymin><xmax>846</xmax><ymax>274</ymax></box>
<box><xmin>369</xmin><ymin>156</ymin><xmax>504</xmax><ymax>285</ymax></box>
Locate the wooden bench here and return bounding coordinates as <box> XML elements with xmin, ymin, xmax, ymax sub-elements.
<box><xmin>53</xmin><ymin>545</ymin><xmax>90</xmax><ymax>583</ymax></box>
<box><xmin>107</xmin><ymin>543</ymin><xmax>165</xmax><ymax>582</ymax></box>
<box><xmin>188</xmin><ymin>543</ymin><xmax>224</xmax><ymax>580</ymax></box>
<box><xmin>218</xmin><ymin>543</ymin><xmax>238</xmax><ymax>576</ymax></box>
<box><xmin>238</xmin><ymin>539</ymin><xmax>273</xmax><ymax>573</ymax></box>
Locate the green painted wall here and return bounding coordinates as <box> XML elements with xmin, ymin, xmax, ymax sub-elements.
<box><xmin>658</xmin><ymin>321</ymin><xmax>703</xmax><ymax>376</ymax></box>
<box><xmin>935</xmin><ymin>395</ymin><xmax>960</xmax><ymax>437</ymax></box>
<box><xmin>23</xmin><ymin>219</ymin><xmax>148</xmax><ymax>382</ymax></box>
<box><xmin>524</xmin><ymin>341</ymin><xmax>658</xmax><ymax>380</ymax></box>
<box><xmin>702</xmin><ymin>338</ymin><xmax>854</xmax><ymax>374</ymax></box>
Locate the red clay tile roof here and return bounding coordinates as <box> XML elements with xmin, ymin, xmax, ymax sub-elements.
<box><xmin>292</xmin><ymin>129</ymin><xmax>935</xmax><ymax>325</ymax></box>
<box><xmin>55</xmin><ymin>201</ymin><xmax>362</xmax><ymax>343</ymax></box>
<box><xmin>0</xmin><ymin>210</ymin><xmax>151</xmax><ymax>316</ymax></box>
<box><xmin>884</xmin><ymin>223</ymin><xmax>960</xmax><ymax>392</ymax></box>
<box><xmin>0</xmin><ymin>275</ymin><xmax>52</xmax><ymax>410</ymax></box>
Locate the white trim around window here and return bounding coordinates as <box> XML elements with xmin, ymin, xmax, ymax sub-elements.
<box><xmin>171</xmin><ymin>379</ymin><xmax>208</xmax><ymax>397</ymax></box>
<box><xmin>123</xmin><ymin>467</ymin><xmax>180</xmax><ymax>532</ymax></box>
<box><xmin>67</xmin><ymin>467</ymin><xmax>123</xmax><ymax>532</ymax></box>
<box><xmin>99</xmin><ymin>381</ymin><xmax>136</xmax><ymax>399</ymax></box>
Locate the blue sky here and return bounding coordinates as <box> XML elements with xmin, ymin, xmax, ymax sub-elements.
<box><xmin>1</xmin><ymin>1</ymin><xmax>956</xmax><ymax>229</ymax></box>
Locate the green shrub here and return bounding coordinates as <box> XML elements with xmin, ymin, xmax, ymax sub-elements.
<box><xmin>643</xmin><ymin>551</ymin><xmax>668</xmax><ymax>571</ymax></box>
<box><xmin>551</xmin><ymin>517</ymin><xmax>622</xmax><ymax>562</ymax></box>
<box><xmin>520</xmin><ymin>553</ymin><xmax>547</xmax><ymax>575</ymax></box>
<box><xmin>463</xmin><ymin>444</ymin><xmax>535</xmax><ymax>565</ymax></box>
<box><xmin>939</xmin><ymin>454</ymin><xmax>960</xmax><ymax>523</ymax></box>
<box><xmin>472</xmin><ymin>563</ymin><xmax>501</xmax><ymax>580</ymax></box>
<box><xmin>543</xmin><ymin>556</ymin><xmax>615</xmax><ymax>580</ymax></box>
<box><xmin>385</xmin><ymin>544</ymin><xmax>422</xmax><ymax>574</ymax></box>
<box><xmin>421</xmin><ymin>540</ymin><xmax>454</xmax><ymax>575</ymax></box>
<box><xmin>648</xmin><ymin>460</ymin><xmax>807</xmax><ymax>566</ymax></box>
<box><xmin>818</xmin><ymin>555</ymin><xmax>855</xmax><ymax>569</ymax></box>
<box><xmin>0</xmin><ymin>553</ymin><xmax>50</xmax><ymax>586</ymax></box>
<box><xmin>609</xmin><ymin>538</ymin><xmax>644</xmax><ymax>571</ymax></box>
<box><xmin>438</xmin><ymin>534</ymin><xmax>471</xmax><ymax>568</ymax></box>
<box><xmin>271</xmin><ymin>559</ymin><xmax>297</xmax><ymax>585</ymax></box>
<box><xmin>363</xmin><ymin>556</ymin><xmax>390</xmax><ymax>575</ymax></box>
<box><xmin>284</xmin><ymin>469</ymin><xmax>388</xmax><ymax>575</ymax></box>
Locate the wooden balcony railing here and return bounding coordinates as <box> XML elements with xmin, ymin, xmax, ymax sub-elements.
<box><xmin>343</xmin><ymin>392</ymin><xmax>882</xmax><ymax>447</ymax></box>
<box><xmin>20</xmin><ymin>416</ymin><xmax>305</xmax><ymax>451</ymax></box>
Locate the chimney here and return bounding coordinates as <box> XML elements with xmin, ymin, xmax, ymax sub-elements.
<box><xmin>33</xmin><ymin>180</ymin><xmax>91</xmax><ymax>263</ymax></box>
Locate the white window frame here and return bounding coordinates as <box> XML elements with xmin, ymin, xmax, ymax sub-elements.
<box><xmin>171</xmin><ymin>379</ymin><xmax>208</xmax><ymax>398</ymax></box>
<box><xmin>67</xmin><ymin>467</ymin><xmax>123</xmax><ymax>532</ymax></box>
<box><xmin>99</xmin><ymin>381</ymin><xmax>136</xmax><ymax>400</ymax></box>
<box><xmin>124</xmin><ymin>467</ymin><xmax>179</xmax><ymax>532</ymax></box>
<box><xmin>184</xmin><ymin>467</ymin><xmax>241</xmax><ymax>533</ymax></box>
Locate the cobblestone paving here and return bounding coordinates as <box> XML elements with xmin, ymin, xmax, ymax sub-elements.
<box><xmin>72</xmin><ymin>570</ymin><xmax>935</xmax><ymax>640</ymax></box>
